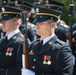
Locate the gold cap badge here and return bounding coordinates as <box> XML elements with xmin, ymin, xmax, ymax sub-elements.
<box><xmin>36</xmin><ymin>8</ymin><xmax>39</xmax><ymax>13</ymax></box>
<box><xmin>1</xmin><ymin>7</ymin><xmax>5</xmax><ymax>12</ymax></box>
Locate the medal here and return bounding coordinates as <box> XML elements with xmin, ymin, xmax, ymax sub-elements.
<box><xmin>6</xmin><ymin>47</ymin><xmax>13</xmax><ymax>56</ymax></box>
<box><xmin>47</xmin><ymin>61</ymin><xmax>51</xmax><ymax>65</ymax></box>
<box><xmin>47</xmin><ymin>56</ymin><xmax>51</xmax><ymax>65</ymax></box>
<box><xmin>43</xmin><ymin>61</ymin><xmax>46</xmax><ymax>64</ymax></box>
<box><xmin>6</xmin><ymin>52</ymin><xmax>9</xmax><ymax>56</ymax></box>
<box><xmin>43</xmin><ymin>55</ymin><xmax>47</xmax><ymax>64</ymax></box>
<box><xmin>9</xmin><ymin>52</ymin><xmax>12</xmax><ymax>56</ymax></box>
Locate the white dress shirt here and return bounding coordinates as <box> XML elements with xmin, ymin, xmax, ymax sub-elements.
<box><xmin>6</xmin><ymin>29</ymin><xmax>20</xmax><ymax>40</ymax></box>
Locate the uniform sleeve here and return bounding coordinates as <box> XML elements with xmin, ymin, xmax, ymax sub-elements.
<box><xmin>35</xmin><ymin>46</ymin><xmax>73</xmax><ymax>75</ymax></box>
<box><xmin>0</xmin><ymin>43</ymin><xmax>23</xmax><ymax>75</ymax></box>
<box><xmin>54</xmin><ymin>46</ymin><xmax>73</xmax><ymax>75</ymax></box>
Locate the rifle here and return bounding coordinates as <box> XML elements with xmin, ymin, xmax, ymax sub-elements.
<box><xmin>20</xmin><ymin>0</ymin><xmax>30</xmax><ymax>68</ymax></box>
<box><xmin>1</xmin><ymin>0</ymin><xmax>30</xmax><ymax>68</ymax></box>
<box><xmin>68</xmin><ymin>0</ymin><xmax>74</xmax><ymax>47</ymax></box>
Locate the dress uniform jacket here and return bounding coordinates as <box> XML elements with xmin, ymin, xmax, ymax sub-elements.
<box><xmin>29</xmin><ymin>35</ymin><xmax>73</xmax><ymax>75</ymax></box>
<box><xmin>0</xmin><ymin>32</ymin><xmax>24</xmax><ymax>75</ymax></box>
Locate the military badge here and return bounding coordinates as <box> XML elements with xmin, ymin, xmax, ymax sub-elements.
<box><xmin>9</xmin><ymin>52</ymin><xmax>12</xmax><ymax>56</ymax></box>
<box><xmin>6</xmin><ymin>48</ymin><xmax>13</xmax><ymax>56</ymax></box>
<box><xmin>6</xmin><ymin>52</ymin><xmax>9</xmax><ymax>56</ymax></box>
<box><xmin>43</xmin><ymin>55</ymin><xmax>51</xmax><ymax>65</ymax></box>
<box><xmin>47</xmin><ymin>60</ymin><xmax>51</xmax><ymax>65</ymax></box>
<box><xmin>29</xmin><ymin>50</ymin><xmax>34</xmax><ymax>55</ymax></box>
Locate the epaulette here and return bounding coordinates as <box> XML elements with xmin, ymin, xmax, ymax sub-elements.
<box><xmin>56</xmin><ymin>39</ymin><xmax>71</xmax><ymax>51</ymax></box>
<box><xmin>31</xmin><ymin>40</ymin><xmax>39</xmax><ymax>47</ymax></box>
<box><xmin>56</xmin><ymin>39</ymin><xmax>65</xmax><ymax>46</ymax></box>
<box><xmin>20</xmin><ymin>34</ymin><xmax>24</xmax><ymax>40</ymax></box>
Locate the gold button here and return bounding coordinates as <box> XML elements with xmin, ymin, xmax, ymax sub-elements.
<box><xmin>32</xmin><ymin>66</ymin><xmax>35</xmax><ymax>69</ymax></box>
<box><xmin>33</xmin><ymin>59</ymin><xmax>36</xmax><ymax>61</ymax></box>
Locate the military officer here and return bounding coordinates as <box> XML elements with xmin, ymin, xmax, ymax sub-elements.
<box><xmin>21</xmin><ymin>6</ymin><xmax>73</xmax><ymax>75</ymax></box>
<box><xmin>0</xmin><ymin>6</ymin><xmax>28</xmax><ymax>75</ymax></box>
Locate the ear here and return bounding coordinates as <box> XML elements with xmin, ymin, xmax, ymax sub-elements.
<box><xmin>15</xmin><ymin>21</ymin><xmax>19</xmax><ymax>26</ymax></box>
<box><xmin>51</xmin><ymin>22</ymin><xmax>56</xmax><ymax>28</ymax></box>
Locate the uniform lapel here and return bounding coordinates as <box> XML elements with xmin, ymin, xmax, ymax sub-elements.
<box><xmin>0</xmin><ymin>38</ymin><xmax>5</xmax><ymax>51</ymax></box>
<box><xmin>34</xmin><ymin>41</ymin><xmax>40</xmax><ymax>54</ymax></box>
<box><xmin>0</xmin><ymin>32</ymin><xmax>21</xmax><ymax>50</ymax></box>
<box><xmin>39</xmin><ymin>35</ymin><xmax>57</xmax><ymax>54</ymax></box>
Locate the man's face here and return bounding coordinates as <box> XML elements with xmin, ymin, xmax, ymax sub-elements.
<box><xmin>35</xmin><ymin>20</ymin><xmax>52</xmax><ymax>36</ymax></box>
<box><xmin>1</xmin><ymin>19</ymin><xmax>15</xmax><ymax>33</ymax></box>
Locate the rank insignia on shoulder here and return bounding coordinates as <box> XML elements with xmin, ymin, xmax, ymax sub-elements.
<box><xmin>29</xmin><ymin>50</ymin><xmax>34</xmax><ymax>55</ymax></box>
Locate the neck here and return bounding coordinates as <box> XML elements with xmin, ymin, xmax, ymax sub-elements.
<box><xmin>41</xmin><ymin>32</ymin><xmax>54</xmax><ymax>40</ymax></box>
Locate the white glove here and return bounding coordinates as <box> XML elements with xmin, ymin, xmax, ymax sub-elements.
<box><xmin>21</xmin><ymin>68</ymin><xmax>35</xmax><ymax>75</ymax></box>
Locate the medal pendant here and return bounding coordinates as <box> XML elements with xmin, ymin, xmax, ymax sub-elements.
<box><xmin>47</xmin><ymin>61</ymin><xmax>51</xmax><ymax>65</ymax></box>
<box><xmin>6</xmin><ymin>52</ymin><xmax>9</xmax><ymax>56</ymax></box>
<box><xmin>9</xmin><ymin>52</ymin><xmax>12</xmax><ymax>56</ymax></box>
<box><xmin>43</xmin><ymin>61</ymin><xmax>46</xmax><ymax>65</ymax></box>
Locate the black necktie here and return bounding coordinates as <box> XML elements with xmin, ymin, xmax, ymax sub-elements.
<box><xmin>38</xmin><ymin>40</ymin><xmax>43</xmax><ymax>50</ymax></box>
<box><xmin>4</xmin><ymin>36</ymin><xmax>8</xmax><ymax>42</ymax></box>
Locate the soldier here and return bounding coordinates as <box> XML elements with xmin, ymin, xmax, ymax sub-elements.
<box><xmin>0</xmin><ymin>6</ymin><xmax>30</xmax><ymax>75</ymax></box>
<box><xmin>21</xmin><ymin>6</ymin><xmax>73</xmax><ymax>75</ymax></box>
<box><xmin>15</xmin><ymin>0</ymin><xmax>36</xmax><ymax>42</ymax></box>
<box><xmin>35</xmin><ymin>0</ymin><xmax>70</xmax><ymax>43</ymax></box>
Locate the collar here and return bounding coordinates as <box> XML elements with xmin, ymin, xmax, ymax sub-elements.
<box><xmin>6</xmin><ymin>29</ymin><xmax>20</xmax><ymax>40</ymax></box>
<box><xmin>40</xmin><ymin>34</ymin><xmax>55</xmax><ymax>45</ymax></box>
<box><xmin>57</xmin><ymin>19</ymin><xmax>60</xmax><ymax>23</ymax></box>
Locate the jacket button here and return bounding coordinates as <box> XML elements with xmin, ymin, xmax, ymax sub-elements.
<box><xmin>33</xmin><ymin>59</ymin><xmax>36</xmax><ymax>61</ymax></box>
<box><xmin>32</xmin><ymin>66</ymin><xmax>35</xmax><ymax>69</ymax></box>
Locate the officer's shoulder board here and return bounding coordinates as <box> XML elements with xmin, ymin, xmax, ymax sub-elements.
<box><xmin>31</xmin><ymin>39</ymin><xmax>40</xmax><ymax>45</ymax></box>
<box><xmin>56</xmin><ymin>39</ymin><xmax>65</xmax><ymax>45</ymax></box>
<box><xmin>20</xmin><ymin>34</ymin><xmax>24</xmax><ymax>40</ymax></box>
<box><xmin>56</xmin><ymin>39</ymin><xmax>71</xmax><ymax>50</ymax></box>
